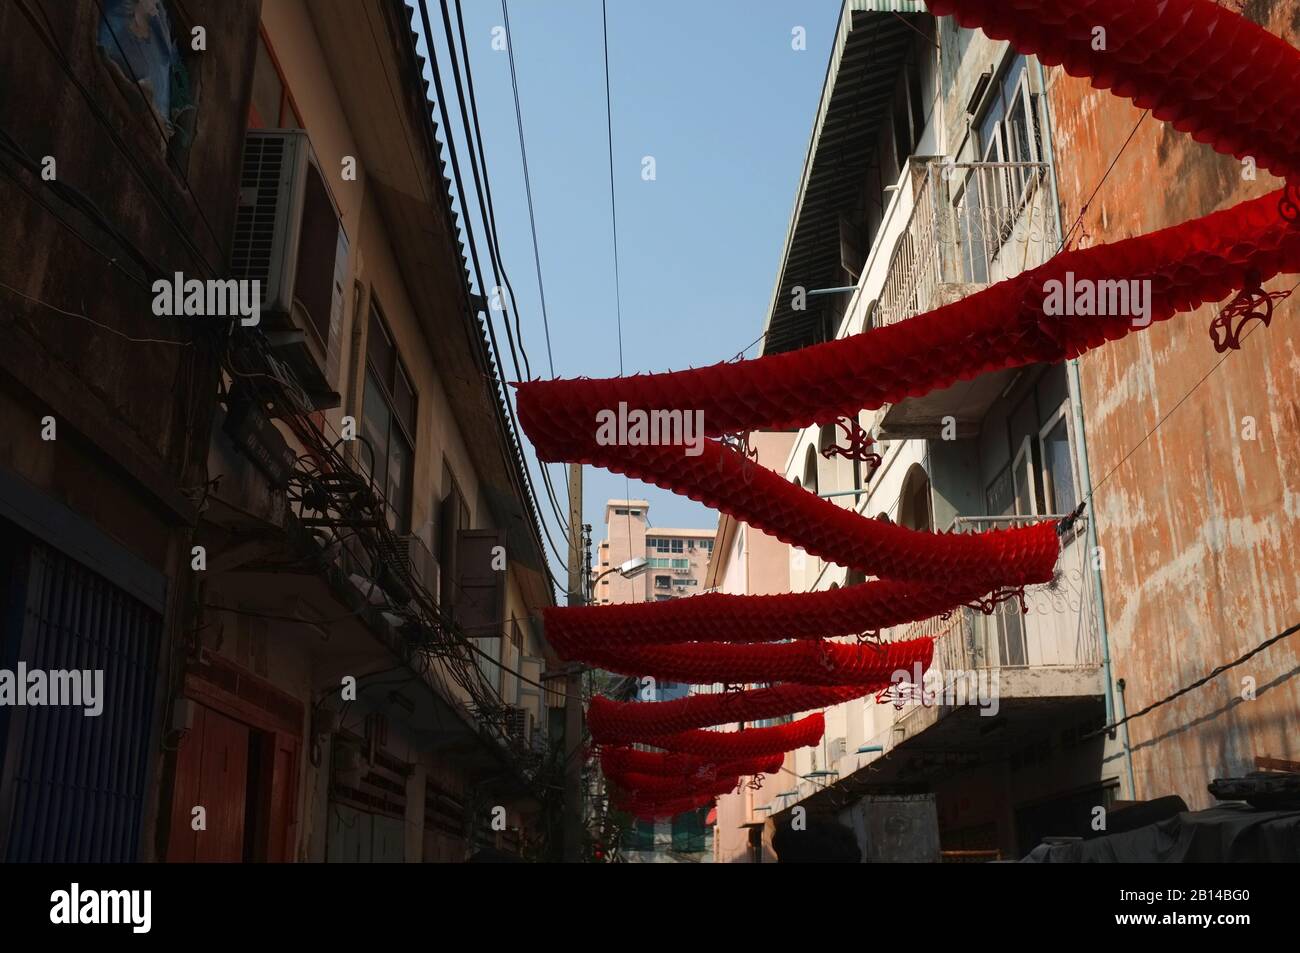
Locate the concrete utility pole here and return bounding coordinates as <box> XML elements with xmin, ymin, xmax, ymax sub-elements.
<box><xmin>562</xmin><ymin>462</ymin><xmax>585</xmax><ymax>862</ymax></box>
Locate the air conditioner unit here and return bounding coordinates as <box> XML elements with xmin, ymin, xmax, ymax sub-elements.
<box><xmin>828</xmin><ymin>736</ymin><xmax>847</xmax><ymax>764</ymax></box>
<box><xmin>504</xmin><ymin>706</ymin><xmax>529</xmax><ymax>743</ymax></box>
<box><xmin>374</xmin><ymin>532</ymin><xmax>440</xmax><ymax>607</ymax></box>
<box><xmin>233</xmin><ymin>128</ymin><xmax>348</xmax><ymax>412</ymax></box>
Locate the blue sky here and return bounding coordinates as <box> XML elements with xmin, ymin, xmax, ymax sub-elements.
<box><xmin>418</xmin><ymin>0</ymin><xmax>840</xmax><ymax>575</ymax></box>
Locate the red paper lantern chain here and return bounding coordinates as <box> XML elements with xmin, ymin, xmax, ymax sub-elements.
<box><xmin>543</xmin><ymin>578</ymin><xmax>997</xmax><ymax>648</ymax></box>
<box><xmin>536</xmin><ymin>1</ymin><xmax>1300</xmax><ymax>816</ymax></box>
<box><xmin>608</xmin><ymin>771</ymin><xmax>742</xmax><ymax>801</ymax></box>
<box><xmin>530</xmin><ymin>430</ymin><xmax>1064</xmax><ymax>587</ymax></box>
<box><xmin>556</xmin><ymin>634</ymin><xmax>934</xmax><ymax>688</ymax></box>
<box><xmin>617</xmin><ymin>792</ymin><xmax>719</xmax><ymax>821</ymax></box>
<box><xmin>925</xmin><ymin>0</ymin><xmax>1300</xmax><ymax>183</ymax></box>
<box><xmin>589</xmin><ymin>685</ymin><xmax>871</xmax><ymax>745</ymax></box>
<box><xmin>514</xmin><ymin>191</ymin><xmax>1300</xmax><ymax>449</ymax></box>
<box><xmin>599</xmin><ymin>748</ymin><xmax>783</xmax><ymax>780</ymax></box>
<box><xmin>612</xmin><ymin>713</ymin><xmax>826</xmax><ymax>760</ymax></box>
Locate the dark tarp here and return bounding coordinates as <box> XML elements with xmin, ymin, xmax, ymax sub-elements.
<box><xmin>1021</xmin><ymin>804</ymin><xmax>1300</xmax><ymax>862</ymax></box>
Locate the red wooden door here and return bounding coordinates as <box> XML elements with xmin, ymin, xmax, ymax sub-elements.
<box><xmin>167</xmin><ymin>704</ymin><xmax>250</xmax><ymax>862</ymax></box>
<box><xmin>264</xmin><ymin>735</ymin><xmax>300</xmax><ymax>862</ymax></box>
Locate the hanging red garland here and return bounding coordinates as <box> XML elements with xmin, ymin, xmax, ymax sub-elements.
<box><xmin>925</xmin><ymin>0</ymin><xmax>1300</xmax><ymax>184</ymax></box>
<box><xmin>545</xmin><ymin>577</ymin><xmax>995</xmax><ymax>648</ymax></box>
<box><xmin>532</xmin><ymin>433</ymin><xmax>1063</xmax><ymax>587</ymax></box>
<box><xmin>599</xmin><ymin>747</ymin><xmax>783</xmax><ymax>780</ymax></box>
<box><xmin>589</xmin><ymin>684</ymin><xmax>873</xmax><ymax>744</ymax></box>
<box><xmin>617</xmin><ymin>792</ymin><xmax>719</xmax><ymax>821</ymax></box>
<box><xmin>515</xmin><ymin>191</ymin><xmax>1299</xmax><ymax>454</ymax></box>
<box><xmin>531</xmin><ymin>0</ymin><xmax>1300</xmax><ymax>820</ymax></box>
<box><xmin>556</xmin><ymin>635</ymin><xmax>933</xmax><ymax>688</ymax></box>
<box><xmin>608</xmin><ymin>771</ymin><xmax>742</xmax><ymax>801</ymax></box>
<box><xmin>627</xmin><ymin>713</ymin><xmax>826</xmax><ymax>760</ymax></box>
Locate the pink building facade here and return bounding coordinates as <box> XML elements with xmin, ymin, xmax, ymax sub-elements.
<box><xmin>701</xmin><ymin>432</ymin><xmax>798</xmax><ymax>863</ymax></box>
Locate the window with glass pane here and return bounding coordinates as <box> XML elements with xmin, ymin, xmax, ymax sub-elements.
<box><xmin>248</xmin><ymin>32</ymin><xmax>302</xmax><ymax>129</ymax></box>
<box><xmin>984</xmin><ymin>466</ymin><xmax>1024</xmax><ymax>666</ymax></box>
<box><xmin>361</xmin><ymin>371</ymin><xmax>389</xmax><ymax>480</ymax></box>
<box><xmin>672</xmin><ymin>808</ymin><xmax>707</xmax><ymax>853</ymax></box>
<box><xmin>1012</xmin><ymin>437</ymin><xmax>1041</xmax><ymax>517</ymax></box>
<box><xmin>973</xmin><ymin>54</ymin><xmax>1037</xmax><ymax>250</ymax></box>
<box><xmin>985</xmin><ymin>464</ymin><xmax>1014</xmax><ymax>519</ymax></box>
<box><xmin>1040</xmin><ymin>416</ymin><xmax>1077</xmax><ymax>515</ymax></box>
<box><xmin>363</xmin><ymin>305</ymin><xmax>416</xmax><ymax>532</ymax></box>
<box><xmin>977</xmin><ymin>55</ymin><xmax>1029</xmax><ymax>159</ymax></box>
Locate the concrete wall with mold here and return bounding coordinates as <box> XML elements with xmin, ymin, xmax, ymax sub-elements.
<box><xmin>1044</xmin><ymin>0</ymin><xmax>1300</xmax><ymax>807</ymax></box>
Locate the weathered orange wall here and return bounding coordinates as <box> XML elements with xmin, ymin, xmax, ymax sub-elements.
<box><xmin>1044</xmin><ymin>2</ymin><xmax>1300</xmax><ymax>806</ymax></box>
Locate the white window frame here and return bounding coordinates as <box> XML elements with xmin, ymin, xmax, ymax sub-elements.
<box><xmin>1037</xmin><ymin>401</ymin><xmax>1080</xmax><ymax>523</ymax></box>
<box><xmin>1012</xmin><ymin>434</ymin><xmax>1040</xmax><ymax>517</ymax></box>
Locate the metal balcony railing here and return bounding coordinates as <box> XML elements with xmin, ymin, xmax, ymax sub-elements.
<box><xmin>892</xmin><ymin>514</ymin><xmax>1100</xmax><ymax>676</ymax></box>
<box><xmin>876</xmin><ymin>160</ymin><xmax>1057</xmax><ymax>329</ymax></box>
<box><xmin>843</xmin><ymin>515</ymin><xmax>1104</xmax><ymax>776</ymax></box>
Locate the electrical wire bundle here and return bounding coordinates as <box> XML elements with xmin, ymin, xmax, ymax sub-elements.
<box><xmin>222</xmin><ymin>331</ymin><xmax>558</xmax><ymax>797</ymax></box>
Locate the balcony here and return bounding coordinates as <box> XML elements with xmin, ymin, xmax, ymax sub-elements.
<box><xmin>798</xmin><ymin>515</ymin><xmax>1104</xmax><ymax>798</ymax></box>
<box><xmin>908</xmin><ymin>516</ymin><xmax>1101</xmax><ymax>676</ymax></box>
<box><xmin>875</xmin><ymin>160</ymin><xmax>1060</xmax><ymax>439</ymax></box>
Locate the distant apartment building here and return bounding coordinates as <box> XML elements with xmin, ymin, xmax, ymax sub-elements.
<box><xmin>592</xmin><ymin>499</ymin><xmax>715</xmax><ymax>607</ymax></box>
<box><xmin>592</xmin><ymin>499</ymin><xmax>716</xmax><ymax>861</ymax></box>
<box><xmin>701</xmin><ymin>432</ymin><xmax>798</xmax><ymax>864</ymax></box>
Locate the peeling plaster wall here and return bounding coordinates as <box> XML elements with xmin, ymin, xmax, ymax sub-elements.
<box><xmin>1044</xmin><ymin>1</ymin><xmax>1300</xmax><ymax>807</ymax></box>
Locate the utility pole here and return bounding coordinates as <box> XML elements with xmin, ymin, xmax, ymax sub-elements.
<box><xmin>562</xmin><ymin>462</ymin><xmax>585</xmax><ymax>862</ymax></box>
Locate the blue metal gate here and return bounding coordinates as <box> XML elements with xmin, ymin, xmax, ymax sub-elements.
<box><xmin>0</xmin><ymin>528</ymin><xmax>163</xmax><ymax>861</ymax></box>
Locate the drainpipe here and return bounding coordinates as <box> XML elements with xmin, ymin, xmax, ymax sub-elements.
<box><xmin>1116</xmin><ymin>679</ymin><xmax>1138</xmax><ymax>800</ymax></box>
<box><xmin>1032</xmin><ymin>56</ymin><xmax>1135</xmax><ymax>800</ymax></box>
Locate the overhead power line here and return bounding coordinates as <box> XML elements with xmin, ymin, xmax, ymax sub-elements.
<box><xmin>500</xmin><ymin>0</ymin><xmax>558</xmax><ymax>378</ymax></box>
<box><xmin>499</xmin><ymin>0</ymin><xmax>573</xmax><ymax>532</ymax></box>
<box><xmin>600</xmin><ymin>0</ymin><xmax>636</xmax><ymax>549</ymax></box>
<box><xmin>414</xmin><ymin>0</ymin><xmax>570</xmax><ymax>579</ymax></box>
<box><xmin>441</xmin><ymin>0</ymin><xmax>573</xmax><ymax>543</ymax></box>
<box><xmin>1085</xmin><ymin>619</ymin><xmax>1300</xmax><ymax>741</ymax></box>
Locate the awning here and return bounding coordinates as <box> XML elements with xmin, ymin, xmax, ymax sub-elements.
<box><xmin>759</xmin><ymin>1</ymin><xmax>928</xmax><ymax>355</ymax></box>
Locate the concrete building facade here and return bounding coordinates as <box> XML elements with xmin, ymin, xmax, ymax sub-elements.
<box><xmin>1043</xmin><ymin>0</ymin><xmax>1300</xmax><ymax>809</ymax></box>
<box><xmin>592</xmin><ymin>499</ymin><xmax>715</xmax><ymax>607</ymax></box>
<box><xmin>0</xmin><ymin>0</ymin><xmax>257</xmax><ymax>864</ymax></box>
<box><xmin>0</xmin><ymin>0</ymin><xmax>562</xmax><ymax>863</ymax></box>
<box><xmin>742</xmin><ymin>1</ymin><xmax>1110</xmax><ymax>861</ymax></box>
<box><xmin>592</xmin><ymin>497</ymin><xmax>717</xmax><ymax>860</ymax></box>
<box><xmin>703</xmin><ymin>432</ymin><xmax>799</xmax><ymax>863</ymax></box>
<box><xmin>720</xmin><ymin>0</ymin><xmax>1299</xmax><ymax>861</ymax></box>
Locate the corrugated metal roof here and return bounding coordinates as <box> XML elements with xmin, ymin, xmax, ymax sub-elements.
<box><xmin>859</xmin><ymin>0</ymin><xmax>928</xmax><ymax>11</ymax></box>
<box><xmin>758</xmin><ymin>2</ymin><xmax>927</xmax><ymax>355</ymax></box>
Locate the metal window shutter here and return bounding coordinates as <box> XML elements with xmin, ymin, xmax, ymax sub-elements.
<box><xmin>0</xmin><ymin>538</ymin><xmax>163</xmax><ymax>862</ymax></box>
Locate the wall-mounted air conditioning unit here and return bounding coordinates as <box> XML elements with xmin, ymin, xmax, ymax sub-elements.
<box><xmin>374</xmin><ymin>532</ymin><xmax>439</xmax><ymax>608</ymax></box>
<box><xmin>504</xmin><ymin>706</ymin><xmax>529</xmax><ymax>744</ymax></box>
<box><xmin>233</xmin><ymin>128</ymin><xmax>348</xmax><ymax>412</ymax></box>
